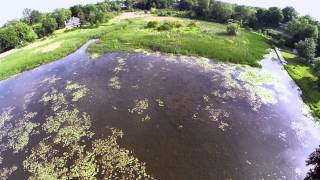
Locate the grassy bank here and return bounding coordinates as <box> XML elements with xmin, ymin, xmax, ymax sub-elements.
<box><xmin>88</xmin><ymin>16</ymin><xmax>269</xmax><ymax>66</ymax></box>
<box><xmin>0</xmin><ymin>13</ymin><xmax>269</xmax><ymax>80</ymax></box>
<box><xmin>282</xmin><ymin>51</ymin><xmax>320</xmax><ymax>120</ymax></box>
<box><xmin>0</xmin><ymin>25</ymin><xmax>112</xmax><ymax>80</ymax></box>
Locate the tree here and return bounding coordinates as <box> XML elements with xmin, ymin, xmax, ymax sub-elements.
<box><xmin>179</xmin><ymin>0</ymin><xmax>195</xmax><ymax>10</ymax></box>
<box><xmin>23</xmin><ymin>9</ymin><xmax>42</xmax><ymax>25</ymax></box>
<box><xmin>295</xmin><ymin>38</ymin><xmax>316</xmax><ymax>63</ymax></box>
<box><xmin>282</xmin><ymin>6</ymin><xmax>298</xmax><ymax>22</ymax></box>
<box><xmin>22</xmin><ymin>8</ymin><xmax>32</xmax><ymax>25</ymax></box>
<box><xmin>256</xmin><ymin>7</ymin><xmax>283</xmax><ymax>27</ymax></box>
<box><xmin>0</xmin><ymin>22</ymin><xmax>37</xmax><ymax>52</ymax></box>
<box><xmin>266</xmin><ymin>7</ymin><xmax>284</xmax><ymax>26</ymax></box>
<box><xmin>0</xmin><ymin>28</ymin><xmax>19</xmax><ymax>52</ymax></box>
<box><xmin>211</xmin><ymin>1</ymin><xmax>234</xmax><ymax>22</ymax></box>
<box><xmin>83</xmin><ymin>4</ymin><xmax>105</xmax><ymax>26</ymax></box>
<box><xmin>287</xmin><ymin>18</ymin><xmax>319</xmax><ymax>45</ymax></box>
<box><xmin>53</xmin><ymin>8</ymin><xmax>72</xmax><ymax>28</ymax></box>
<box><xmin>124</xmin><ymin>0</ymin><xmax>134</xmax><ymax>10</ymax></box>
<box><xmin>70</xmin><ymin>5</ymin><xmax>83</xmax><ymax>17</ymax></box>
<box><xmin>41</xmin><ymin>17</ymin><xmax>58</xmax><ymax>36</ymax></box>
<box><xmin>233</xmin><ymin>5</ymin><xmax>255</xmax><ymax>26</ymax></box>
<box><xmin>9</xmin><ymin>22</ymin><xmax>37</xmax><ymax>43</ymax></box>
<box><xmin>305</xmin><ymin>146</ymin><xmax>320</xmax><ymax>180</ymax></box>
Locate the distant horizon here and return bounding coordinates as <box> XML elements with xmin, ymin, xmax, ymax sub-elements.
<box><xmin>0</xmin><ymin>0</ymin><xmax>319</xmax><ymax>26</ymax></box>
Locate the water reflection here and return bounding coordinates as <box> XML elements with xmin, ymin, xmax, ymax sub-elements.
<box><xmin>0</xmin><ymin>43</ymin><xmax>319</xmax><ymax>179</ymax></box>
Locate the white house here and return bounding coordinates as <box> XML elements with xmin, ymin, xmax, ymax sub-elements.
<box><xmin>65</xmin><ymin>17</ymin><xmax>81</xmax><ymax>29</ymax></box>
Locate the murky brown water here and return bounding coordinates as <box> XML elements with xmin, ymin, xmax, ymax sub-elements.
<box><xmin>0</xmin><ymin>41</ymin><xmax>319</xmax><ymax>180</ymax></box>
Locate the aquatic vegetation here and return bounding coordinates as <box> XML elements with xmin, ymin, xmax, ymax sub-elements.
<box><xmin>113</xmin><ymin>57</ymin><xmax>128</xmax><ymax>74</ymax></box>
<box><xmin>108</xmin><ymin>76</ymin><xmax>121</xmax><ymax>89</ymax></box>
<box><xmin>65</xmin><ymin>81</ymin><xmax>88</xmax><ymax>102</ymax></box>
<box><xmin>0</xmin><ymin>107</ymin><xmax>14</xmax><ymax>129</ymax></box>
<box><xmin>218</xmin><ymin>121</ymin><xmax>229</xmax><ymax>132</ymax></box>
<box><xmin>142</xmin><ymin>115</ymin><xmax>151</xmax><ymax>122</ymax></box>
<box><xmin>205</xmin><ymin>105</ymin><xmax>230</xmax><ymax>123</ymax></box>
<box><xmin>0</xmin><ymin>76</ymin><xmax>154</xmax><ymax>179</ymax></box>
<box><xmin>129</xmin><ymin>99</ymin><xmax>149</xmax><ymax>115</ymax></box>
<box><xmin>0</xmin><ymin>166</ymin><xmax>17</xmax><ymax>179</ymax></box>
<box><xmin>219</xmin><ymin>64</ymin><xmax>290</xmax><ymax>110</ymax></box>
<box><xmin>203</xmin><ymin>95</ymin><xmax>209</xmax><ymax>102</ymax></box>
<box><xmin>7</xmin><ymin>112</ymin><xmax>38</xmax><ymax>153</ymax></box>
<box><xmin>156</xmin><ymin>98</ymin><xmax>165</xmax><ymax>107</ymax></box>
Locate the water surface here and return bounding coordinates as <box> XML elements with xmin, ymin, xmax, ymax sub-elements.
<box><xmin>0</xmin><ymin>43</ymin><xmax>319</xmax><ymax>179</ymax></box>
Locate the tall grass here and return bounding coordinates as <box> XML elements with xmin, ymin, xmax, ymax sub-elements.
<box><xmin>88</xmin><ymin>18</ymin><xmax>269</xmax><ymax>66</ymax></box>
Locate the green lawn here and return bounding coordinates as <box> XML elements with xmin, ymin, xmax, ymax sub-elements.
<box><xmin>0</xmin><ymin>13</ymin><xmax>269</xmax><ymax>80</ymax></box>
<box><xmin>88</xmin><ymin>17</ymin><xmax>269</xmax><ymax>66</ymax></box>
<box><xmin>282</xmin><ymin>51</ymin><xmax>320</xmax><ymax>120</ymax></box>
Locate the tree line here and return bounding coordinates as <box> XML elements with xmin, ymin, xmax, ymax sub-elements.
<box><xmin>0</xmin><ymin>0</ymin><xmax>123</xmax><ymax>53</ymax></box>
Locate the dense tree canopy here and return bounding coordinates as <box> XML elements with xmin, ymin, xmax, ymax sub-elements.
<box><xmin>0</xmin><ymin>22</ymin><xmax>37</xmax><ymax>52</ymax></box>
<box><xmin>295</xmin><ymin>38</ymin><xmax>317</xmax><ymax>62</ymax></box>
<box><xmin>282</xmin><ymin>6</ymin><xmax>298</xmax><ymax>23</ymax></box>
<box><xmin>53</xmin><ymin>8</ymin><xmax>72</xmax><ymax>28</ymax></box>
<box><xmin>287</xmin><ymin>18</ymin><xmax>319</xmax><ymax>44</ymax></box>
<box><xmin>210</xmin><ymin>1</ymin><xmax>234</xmax><ymax>23</ymax></box>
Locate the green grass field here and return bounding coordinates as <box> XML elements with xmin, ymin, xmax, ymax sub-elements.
<box><xmin>0</xmin><ymin>13</ymin><xmax>269</xmax><ymax>80</ymax></box>
<box><xmin>282</xmin><ymin>51</ymin><xmax>320</xmax><ymax>120</ymax></box>
<box><xmin>0</xmin><ymin>24</ymin><xmax>113</xmax><ymax>80</ymax></box>
<box><xmin>88</xmin><ymin>17</ymin><xmax>269</xmax><ymax>66</ymax></box>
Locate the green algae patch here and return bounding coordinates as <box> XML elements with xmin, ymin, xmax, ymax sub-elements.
<box><xmin>220</xmin><ymin>64</ymin><xmax>290</xmax><ymax>110</ymax></box>
<box><xmin>65</xmin><ymin>81</ymin><xmax>88</xmax><ymax>102</ymax></box>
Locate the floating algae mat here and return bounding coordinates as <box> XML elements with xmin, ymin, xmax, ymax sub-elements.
<box><xmin>0</xmin><ymin>42</ymin><xmax>320</xmax><ymax>179</ymax></box>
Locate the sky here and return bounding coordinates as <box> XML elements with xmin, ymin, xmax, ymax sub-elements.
<box><xmin>0</xmin><ymin>0</ymin><xmax>319</xmax><ymax>25</ymax></box>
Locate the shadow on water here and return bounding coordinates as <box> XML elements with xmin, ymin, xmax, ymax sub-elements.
<box><xmin>0</xmin><ymin>42</ymin><xmax>319</xmax><ymax>180</ymax></box>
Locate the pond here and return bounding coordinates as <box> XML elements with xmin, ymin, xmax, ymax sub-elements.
<box><xmin>0</xmin><ymin>41</ymin><xmax>319</xmax><ymax>179</ymax></box>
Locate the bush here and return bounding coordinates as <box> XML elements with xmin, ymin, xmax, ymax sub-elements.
<box><xmin>187</xmin><ymin>21</ymin><xmax>198</xmax><ymax>28</ymax></box>
<box><xmin>167</xmin><ymin>20</ymin><xmax>184</xmax><ymax>28</ymax></box>
<box><xmin>157</xmin><ymin>21</ymin><xmax>184</xmax><ymax>31</ymax></box>
<box><xmin>295</xmin><ymin>38</ymin><xmax>316</xmax><ymax>63</ymax></box>
<box><xmin>150</xmin><ymin>8</ymin><xmax>157</xmax><ymax>14</ymax></box>
<box><xmin>157</xmin><ymin>23</ymin><xmax>172</xmax><ymax>31</ymax></box>
<box><xmin>146</xmin><ymin>21</ymin><xmax>160</xmax><ymax>28</ymax></box>
<box><xmin>226</xmin><ymin>23</ymin><xmax>240</xmax><ymax>35</ymax></box>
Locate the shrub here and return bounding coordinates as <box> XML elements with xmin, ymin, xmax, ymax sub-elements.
<box><xmin>150</xmin><ymin>8</ymin><xmax>157</xmax><ymax>14</ymax></box>
<box><xmin>146</xmin><ymin>21</ymin><xmax>160</xmax><ymax>28</ymax></box>
<box><xmin>157</xmin><ymin>21</ymin><xmax>184</xmax><ymax>31</ymax></box>
<box><xmin>226</xmin><ymin>23</ymin><xmax>239</xmax><ymax>35</ymax></box>
<box><xmin>295</xmin><ymin>38</ymin><xmax>316</xmax><ymax>63</ymax></box>
<box><xmin>187</xmin><ymin>21</ymin><xmax>198</xmax><ymax>28</ymax></box>
<box><xmin>157</xmin><ymin>23</ymin><xmax>172</xmax><ymax>31</ymax></box>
